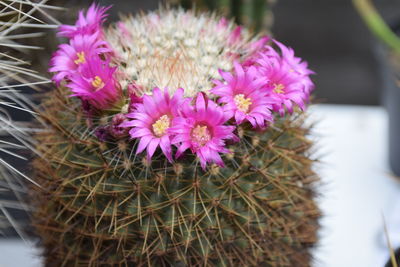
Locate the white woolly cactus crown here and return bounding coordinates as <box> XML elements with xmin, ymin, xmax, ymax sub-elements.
<box><xmin>106</xmin><ymin>9</ymin><xmax>252</xmax><ymax>97</ymax></box>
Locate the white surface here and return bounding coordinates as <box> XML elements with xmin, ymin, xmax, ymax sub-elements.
<box><xmin>0</xmin><ymin>240</ymin><xmax>42</xmax><ymax>267</ymax></box>
<box><xmin>311</xmin><ymin>104</ymin><xmax>400</xmax><ymax>267</ymax></box>
<box><xmin>0</xmin><ymin>104</ymin><xmax>400</xmax><ymax>267</ymax></box>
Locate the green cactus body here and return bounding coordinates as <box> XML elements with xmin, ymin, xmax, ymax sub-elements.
<box><xmin>31</xmin><ymin>8</ymin><xmax>319</xmax><ymax>267</ymax></box>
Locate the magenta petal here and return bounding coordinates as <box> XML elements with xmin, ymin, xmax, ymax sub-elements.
<box><xmin>159</xmin><ymin>135</ymin><xmax>173</xmax><ymax>162</ymax></box>
<box><xmin>234</xmin><ymin>112</ymin><xmax>245</xmax><ymax>125</ymax></box>
<box><xmin>130</xmin><ymin>127</ymin><xmax>152</xmax><ymax>138</ymax></box>
<box><xmin>211</xmin><ymin>151</ymin><xmax>224</xmax><ymax>167</ymax></box>
<box><xmin>136</xmin><ymin>135</ymin><xmax>153</xmax><ymax>154</ymax></box>
<box><xmin>119</xmin><ymin>120</ymin><xmax>136</xmax><ymax>128</ymax></box>
<box><xmin>198</xmin><ymin>154</ymin><xmax>207</xmax><ymax>170</ymax></box>
<box><xmin>176</xmin><ymin>142</ymin><xmax>190</xmax><ymax>158</ymax></box>
<box><xmin>147</xmin><ymin>138</ymin><xmax>160</xmax><ymax>160</ymax></box>
<box><xmin>233</xmin><ymin>61</ymin><xmax>245</xmax><ymax>88</ymax></box>
<box><xmin>195</xmin><ymin>93</ymin><xmax>206</xmax><ymax>114</ymax></box>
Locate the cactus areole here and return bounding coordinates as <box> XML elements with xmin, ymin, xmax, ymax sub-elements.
<box><xmin>32</xmin><ymin>4</ymin><xmax>320</xmax><ymax>266</ymax></box>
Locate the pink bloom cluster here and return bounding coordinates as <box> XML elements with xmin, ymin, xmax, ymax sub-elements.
<box><xmin>49</xmin><ymin>4</ymin><xmax>315</xmax><ymax>169</ymax></box>
<box><xmin>49</xmin><ymin>3</ymin><xmax>119</xmax><ymax>109</ymax></box>
<box><xmin>243</xmin><ymin>39</ymin><xmax>315</xmax><ymax>116</ymax></box>
<box><xmin>121</xmin><ymin>89</ymin><xmax>237</xmax><ymax>169</ymax></box>
<box><xmin>123</xmin><ymin>40</ymin><xmax>314</xmax><ymax>168</ymax></box>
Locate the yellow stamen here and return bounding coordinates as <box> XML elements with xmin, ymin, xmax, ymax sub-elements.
<box><xmin>91</xmin><ymin>76</ymin><xmax>105</xmax><ymax>90</ymax></box>
<box><xmin>273</xmin><ymin>83</ymin><xmax>285</xmax><ymax>94</ymax></box>
<box><xmin>234</xmin><ymin>94</ymin><xmax>252</xmax><ymax>113</ymax></box>
<box><xmin>74</xmin><ymin>51</ymin><xmax>86</xmax><ymax>65</ymax></box>
<box><xmin>152</xmin><ymin>115</ymin><xmax>170</xmax><ymax>137</ymax></box>
<box><xmin>191</xmin><ymin>125</ymin><xmax>211</xmax><ymax>146</ymax></box>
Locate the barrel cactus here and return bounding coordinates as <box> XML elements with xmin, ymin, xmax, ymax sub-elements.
<box><xmin>30</xmin><ymin>4</ymin><xmax>319</xmax><ymax>266</ymax></box>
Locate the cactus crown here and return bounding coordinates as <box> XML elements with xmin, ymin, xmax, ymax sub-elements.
<box><xmin>106</xmin><ymin>9</ymin><xmax>250</xmax><ymax>97</ymax></box>
<box><xmin>31</xmin><ymin>4</ymin><xmax>319</xmax><ymax>266</ymax></box>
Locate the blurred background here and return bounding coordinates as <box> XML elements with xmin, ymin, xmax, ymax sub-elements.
<box><xmin>2</xmin><ymin>0</ymin><xmax>400</xmax><ymax>266</ymax></box>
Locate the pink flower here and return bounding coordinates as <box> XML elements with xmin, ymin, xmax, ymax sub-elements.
<box><xmin>49</xmin><ymin>33</ymin><xmax>110</xmax><ymax>85</ymax></box>
<box><xmin>67</xmin><ymin>57</ymin><xmax>120</xmax><ymax>109</ymax></box>
<box><xmin>170</xmin><ymin>93</ymin><xmax>237</xmax><ymax>170</ymax></box>
<box><xmin>212</xmin><ymin>62</ymin><xmax>274</xmax><ymax>129</ymax></box>
<box><xmin>254</xmin><ymin>44</ymin><xmax>313</xmax><ymax>116</ymax></box>
<box><xmin>58</xmin><ymin>3</ymin><xmax>110</xmax><ymax>38</ymax></box>
<box><xmin>242</xmin><ymin>36</ymin><xmax>270</xmax><ymax>67</ymax></box>
<box><xmin>274</xmin><ymin>40</ymin><xmax>315</xmax><ymax>95</ymax></box>
<box><xmin>121</xmin><ymin>88</ymin><xmax>186</xmax><ymax>162</ymax></box>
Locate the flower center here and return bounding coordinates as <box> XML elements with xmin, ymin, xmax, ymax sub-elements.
<box><xmin>74</xmin><ymin>51</ymin><xmax>86</xmax><ymax>65</ymax></box>
<box><xmin>234</xmin><ymin>94</ymin><xmax>252</xmax><ymax>113</ymax></box>
<box><xmin>91</xmin><ymin>76</ymin><xmax>105</xmax><ymax>90</ymax></box>
<box><xmin>152</xmin><ymin>115</ymin><xmax>170</xmax><ymax>137</ymax></box>
<box><xmin>273</xmin><ymin>83</ymin><xmax>285</xmax><ymax>94</ymax></box>
<box><xmin>191</xmin><ymin>124</ymin><xmax>211</xmax><ymax>147</ymax></box>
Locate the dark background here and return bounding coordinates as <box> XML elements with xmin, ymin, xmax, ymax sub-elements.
<box><xmin>272</xmin><ymin>0</ymin><xmax>400</xmax><ymax>105</ymax></box>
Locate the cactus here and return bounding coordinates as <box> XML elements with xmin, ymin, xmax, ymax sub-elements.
<box><xmin>170</xmin><ymin>0</ymin><xmax>275</xmax><ymax>33</ymax></box>
<box><xmin>30</xmin><ymin>5</ymin><xmax>319</xmax><ymax>266</ymax></box>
